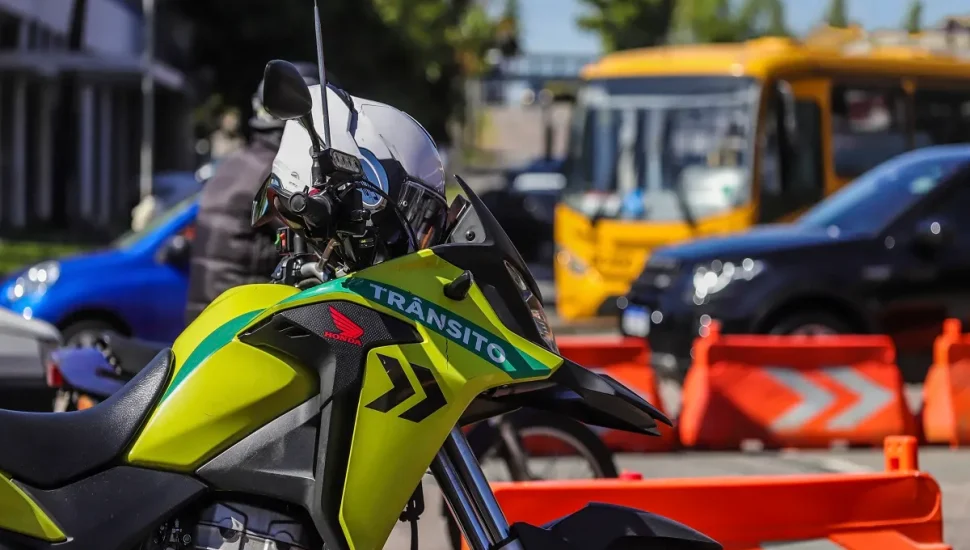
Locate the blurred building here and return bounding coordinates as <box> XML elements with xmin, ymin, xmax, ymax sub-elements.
<box><xmin>0</xmin><ymin>0</ymin><xmax>195</xmax><ymax>237</ymax></box>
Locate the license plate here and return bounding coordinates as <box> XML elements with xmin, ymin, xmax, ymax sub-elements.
<box><xmin>622</xmin><ymin>306</ymin><xmax>651</xmax><ymax>337</ymax></box>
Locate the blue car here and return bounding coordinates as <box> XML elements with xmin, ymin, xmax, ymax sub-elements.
<box><xmin>0</xmin><ymin>194</ymin><xmax>198</xmax><ymax>345</ymax></box>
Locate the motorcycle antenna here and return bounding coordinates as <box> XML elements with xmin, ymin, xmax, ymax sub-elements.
<box><xmin>312</xmin><ymin>0</ymin><xmax>332</xmax><ymax>148</ymax></box>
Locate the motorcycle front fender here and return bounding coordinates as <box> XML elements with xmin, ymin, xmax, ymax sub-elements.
<box><xmin>511</xmin><ymin>502</ymin><xmax>722</xmax><ymax>550</ymax></box>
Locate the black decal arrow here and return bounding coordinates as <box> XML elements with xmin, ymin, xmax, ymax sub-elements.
<box><xmin>365</xmin><ymin>355</ymin><xmax>415</xmax><ymax>413</ymax></box>
<box><xmin>399</xmin><ymin>364</ymin><xmax>447</xmax><ymax>423</ymax></box>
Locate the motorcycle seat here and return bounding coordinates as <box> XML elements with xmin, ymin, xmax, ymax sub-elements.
<box><xmin>0</xmin><ymin>349</ymin><xmax>173</xmax><ymax>489</ymax></box>
<box><xmin>99</xmin><ymin>333</ymin><xmax>170</xmax><ymax>376</ymax></box>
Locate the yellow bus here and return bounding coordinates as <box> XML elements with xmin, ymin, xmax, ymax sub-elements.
<box><xmin>554</xmin><ymin>34</ymin><xmax>970</xmax><ymax>321</ymax></box>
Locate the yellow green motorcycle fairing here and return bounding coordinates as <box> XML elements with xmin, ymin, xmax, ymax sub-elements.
<box><xmin>0</xmin><ymin>180</ymin><xmax>671</xmax><ymax>550</ymax></box>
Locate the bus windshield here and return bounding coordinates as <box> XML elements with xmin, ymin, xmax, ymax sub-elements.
<box><xmin>563</xmin><ymin>76</ymin><xmax>759</xmax><ymax>222</ymax></box>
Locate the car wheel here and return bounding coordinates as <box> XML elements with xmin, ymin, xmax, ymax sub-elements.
<box><xmin>766</xmin><ymin>311</ymin><xmax>855</xmax><ymax>336</ymax></box>
<box><xmin>61</xmin><ymin>320</ymin><xmax>122</xmax><ymax>347</ymax></box>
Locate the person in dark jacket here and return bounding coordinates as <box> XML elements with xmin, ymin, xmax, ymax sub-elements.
<box><xmin>184</xmin><ymin>63</ymin><xmax>322</xmax><ymax>325</ymax></box>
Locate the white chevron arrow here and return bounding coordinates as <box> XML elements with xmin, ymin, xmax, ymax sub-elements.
<box><xmin>764</xmin><ymin>367</ymin><xmax>834</xmax><ymax>431</ymax></box>
<box><xmin>825</xmin><ymin>367</ymin><xmax>893</xmax><ymax>430</ymax></box>
<box><xmin>764</xmin><ymin>367</ymin><xmax>894</xmax><ymax>432</ymax></box>
<box><xmin>762</xmin><ymin>539</ymin><xmax>846</xmax><ymax>550</ymax></box>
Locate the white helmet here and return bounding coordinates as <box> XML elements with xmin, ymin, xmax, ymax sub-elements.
<box><xmin>271</xmin><ymin>84</ymin><xmax>448</xmax><ymax>250</ymax></box>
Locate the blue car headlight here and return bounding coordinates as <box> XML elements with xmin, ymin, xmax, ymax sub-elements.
<box><xmin>5</xmin><ymin>260</ymin><xmax>60</xmax><ymax>302</ymax></box>
<box><xmin>689</xmin><ymin>258</ymin><xmax>765</xmax><ymax>304</ymax></box>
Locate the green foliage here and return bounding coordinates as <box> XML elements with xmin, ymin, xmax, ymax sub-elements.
<box><xmin>0</xmin><ymin>241</ymin><xmax>88</xmax><ymax>277</ymax></box>
<box><xmin>760</xmin><ymin>0</ymin><xmax>789</xmax><ymax>36</ymax></box>
<box><xmin>825</xmin><ymin>0</ymin><xmax>849</xmax><ymax>28</ymax></box>
<box><xmin>576</xmin><ymin>0</ymin><xmax>676</xmax><ymax>52</ymax></box>
<box><xmin>904</xmin><ymin>0</ymin><xmax>923</xmax><ymax>33</ymax></box>
<box><xmin>497</xmin><ymin>0</ymin><xmax>523</xmax><ymax>57</ymax></box>
<box><xmin>670</xmin><ymin>0</ymin><xmax>789</xmax><ymax>44</ymax></box>
<box><xmin>171</xmin><ymin>0</ymin><xmax>518</xmax><ymax>147</ymax></box>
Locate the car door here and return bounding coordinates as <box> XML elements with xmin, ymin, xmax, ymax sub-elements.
<box><xmin>877</xmin><ymin>168</ymin><xmax>970</xmax><ymax>354</ymax></box>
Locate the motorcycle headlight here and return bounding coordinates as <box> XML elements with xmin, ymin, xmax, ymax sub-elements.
<box><xmin>690</xmin><ymin>258</ymin><xmax>764</xmax><ymax>303</ymax></box>
<box><xmin>504</xmin><ymin>261</ymin><xmax>558</xmax><ymax>352</ymax></box>
<box><xmin>5</xmin><ymin>261</ymin><xmax>60</xmax><ymax>302</ymax></box>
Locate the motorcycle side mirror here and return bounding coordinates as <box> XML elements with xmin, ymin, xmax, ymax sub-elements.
<box><xmin>261</xmin><ymin>60</ymin><xmax>313</xmax><ymax>121</ymax></box>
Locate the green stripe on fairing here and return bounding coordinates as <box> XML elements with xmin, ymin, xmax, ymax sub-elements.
<box><xmin>344</xmin><ymin>278</ymin><xmax>550</xmax><ymax>379</ymax></box>
<box><xmin>279</xmin><ymin>276</ymin><xmax>347</xmax><ymax>304</ymax></box>
<box><xmin>237</xmin><ymin>273</ymin><xmax>549</xmax><ymax>381</ymax></box>
<box><xmin>162</xmin><ymin>310</ymin><xmax>262</xmax><ymax>399</ymax></box>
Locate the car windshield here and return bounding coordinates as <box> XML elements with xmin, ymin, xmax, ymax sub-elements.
<box><xmin>798</xmin><ymin>148</ymin><xmax>970</xmax><ymax>236</ymax></box>
<box><xmin>111</xmin><ymin>193</ymin><xmax>197</xmax><ymax>250</ymax></box>
<box><xmin>562</xmin><ymin>76</ymin><xmax>759</xmax><ymax>222</ymax></box>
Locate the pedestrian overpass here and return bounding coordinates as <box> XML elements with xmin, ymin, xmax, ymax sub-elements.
<box><xmin>481</xmin><ymin>52</ymin><xmax>598</xmax><ymax>103</ymax></box>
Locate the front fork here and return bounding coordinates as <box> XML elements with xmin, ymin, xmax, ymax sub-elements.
<box><xmin>432</xmin><ymin>427</ymin><xmax>524</xmax><ymax>550</ymax></box>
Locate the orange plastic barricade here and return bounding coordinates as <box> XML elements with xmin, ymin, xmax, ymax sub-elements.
<box><xmin>923</xmin><ymin>319</ymin><xmax>970</xmax><ymax>447</ymax></box>
<box><xmin>680</xmin><ymin>323</ymin><xmax>916</xmax><ymax>449</ymax></box>
<box><xmin>588</xmin><ymin>362</ymin><xmax>677</xmax><ymax>452</ymax></box>
<box><xmin>556</xmin><ymin>334</ymin><xmax>647</xmax><ymax>366</ymax></box>
<box><xmin>553</xmin><ymin>335</ymin><xmax>675</xmax><ymax>452</ymax></box>
<box><xmin>463</xmin><ymin>436</ymin><xmax>948</xmax><ymax>550</ymax></box>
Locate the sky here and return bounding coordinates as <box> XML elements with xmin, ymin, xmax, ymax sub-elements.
<box><xmin>518</xmin><ymin>0</ymin><xmax>967</xmax><ymax>55</ymax></box>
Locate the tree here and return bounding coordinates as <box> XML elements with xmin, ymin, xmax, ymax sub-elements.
<box><xmin>904</xmin><ymin>0</ymin><xmax>923</xmax><ymax>33</ymax></box>
<box><xmin>171</xmin><ymin>0</ymin><xmax>511</xmax><ymax>147</ymax></box>
<box><xmin>496</xmin><ymin>0</ymin><xmax>522</xmax><ymax>58</ymax></box>
<box><xmin>825</xmin><ymin>0</ymin><xmax>849</xmax><ymax>28</ymax></box>
<box><xmin>670</xmin><ymin>0</ymin><xmax>788</xmax><ymax>44</ymax></box>
<box><xmin>576</xmin><ymin>0</ymin><xmax>676</xmax><ymax>52</ymax></box>
<box><xmin>760</xmin><ymin>0</ymin><xmax>790</xmax><ymax>37</ymax></box>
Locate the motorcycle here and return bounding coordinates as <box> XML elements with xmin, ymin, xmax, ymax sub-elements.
<box><xmin>48</xmin><ymin>333</ymin><xmax>620</xmax><ymax>485</ymax></box>
<box><xmin>0</xmin><ymin>20</ymin><xmax>720</xmax><ymax>549</ymax></box>
<box><xmin>47</xmin><ymin>333</ymin><xmax>167</xmax><ymax>412</ymax></box>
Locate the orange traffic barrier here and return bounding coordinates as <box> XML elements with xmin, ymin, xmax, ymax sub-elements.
<box><xmin>556</xmin><ymin>334</ymin><xmax>647</xmax><ymax>366</ymax></box>
<box><xmin>464</xmin><ymin>436</ymin><xmax>948</xmax><ymax>550</ymax></box>
<box><xmin>923</xmin><ymin>319</ymin><xmax>970</xmax><ymax>447</ymax></box>
<box><xmin>587</xmin><ymin>362</ymin><xmax>677</xmax><ymax>452</ymax></box>
<box><xmin>554</xmin><ymin>335</ymin><xmax>675</xmax><ymax>452</ymax></box>
<box><xmin>680</xmin><ymin>322</ymin><xmax>916</xmax><ymax>449</ymax></box>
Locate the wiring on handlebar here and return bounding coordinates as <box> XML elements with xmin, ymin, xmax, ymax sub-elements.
<box><xmin>346</xmin><ymin>179</ymin><xmax>419</xmax><ymax>252</ymax></box>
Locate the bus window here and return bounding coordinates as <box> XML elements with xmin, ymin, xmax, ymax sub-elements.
<box><xmin>758</xmin><ymin>97</ymin><xmax>823</xmax><ymax>222</ymax></box>
<box><xmin>562</xmin><ymin>76</ymin><xmax>758</xmax><ymax>222</ymax></box>
<box><xmin>831</xmin><ymin>84</ymin><xmax>909</xmax><ymax>178</ymax></box>
<box><xmin>914</xmin><ymin>88</ymin><xmax>970</xmax><ymax>146</ymax></box>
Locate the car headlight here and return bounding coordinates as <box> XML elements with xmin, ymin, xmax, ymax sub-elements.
<box><xmin>505</xmin><ymin>261</ymin><xmax>558</xmax><ymax>352</ymax></box>
<box><xmin>5</xmin><ymin>261</ymin><xmax>60</xmax><ymax>302</ymax></box>
<box><xmin>690</xmin><ymin>258</ymin><xmax>764</xmax><ymax>303</ymax></box>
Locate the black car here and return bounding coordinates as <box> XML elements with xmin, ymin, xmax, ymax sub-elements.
<box><xmin>624</xmin><ymin>144</ymin><xmax>970</xmax><ymax>380</ymax></box>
